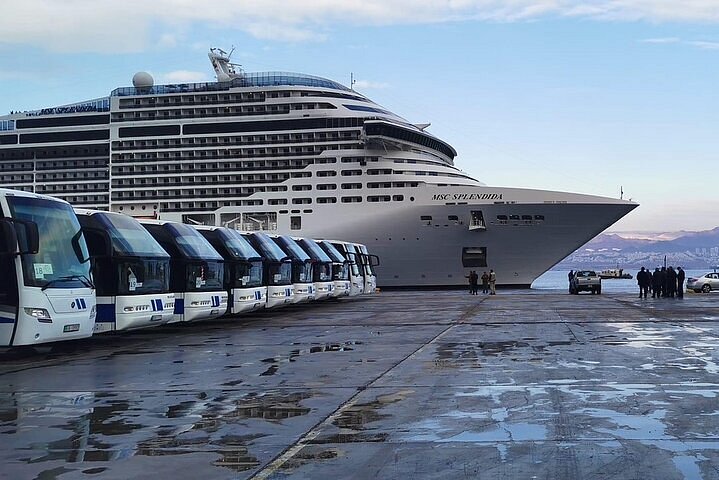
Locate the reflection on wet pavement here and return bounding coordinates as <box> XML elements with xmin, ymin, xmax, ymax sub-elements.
<box><xmin>2</xmin><ymin>292</ymin><xmax>719</xmax><ymax>479</ymax></box>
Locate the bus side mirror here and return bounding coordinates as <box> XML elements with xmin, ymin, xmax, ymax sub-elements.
<box><xmin>82</xmin><ymin>229</ymin><xmax>112</xmax><ymax>259</ymax></box>
<box><xmin>370</xmin><ymin>255</ymin><xmax>380</xmax><ymax>267</ymax></box>
<box><xmin>13</xmin><ymin>220</ymin><xmax>39</xmax><ymax>255</ymax></box>
<box><xmin>0</xmin><ymin>220</ymin><xmax>16</xmax><ymax>255</ymax></box>
<box><xmin>71</xmin><ymin>230</ymin><xmax>92</xmax><ymax>263</ymax></box>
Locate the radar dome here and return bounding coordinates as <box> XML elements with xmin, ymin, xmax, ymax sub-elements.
<box><xmin>132</xmin><ymin>71</ymin><xmax>154</xmax><ymax>88</ymax></box>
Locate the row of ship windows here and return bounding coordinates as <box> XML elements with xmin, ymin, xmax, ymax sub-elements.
<box><xmin>5</xmin><ymin>186</ymin><xmax>108</xmax><ymax>205</ymax></box>
<box><xmin>111</xmin><ymin>131</ymin><xmax>359</xmax><ymax>151</ymax></box>
<box><xmin>0</xmin><ymin>146</ymin><xmax>108</xmax><ymax>161</ymax></box>
<box><xmin>0</xmin><ymin>171</ymin><xmax>108</xmax><ymax>183</ymax></box>
<box><xmin>0</xmin><ymin>120</ymin><xmax>15</xmax><ymax>131</ymax></box>
<box><xmin>0</xmin><ymin>159</ymin><xmax>108</xmax><ymax>172</ymax></box>
<box><xmin>117</xmin><ymin>89</ymin><xmax>366</xmax><ymax>109</ymax></box>
<box><xmin>110</xmin><ymin>156</ymin><xmax>380</xmax><ymax>174</ymax></box>
<box><xmin>36</xmin><ymin>183</ymin><xmax>107</xmax><ymax>193</ymax></box>
<box><xmin>420</xmin><ymin>214</ymin><xmax>546</xmax><ymax>222</ymax></box>
<box><xmin>113</xmin><ymin>141</ymin><xmax>360</xmax><ymax>161</ymax></box>
<box><xmin>111</xmin><ymin>102</ymin><xmax>336</xmax><ymax>122</ymax></box>
<box><xmin>107</xmin><ymin>190</ymin><xmax>412</xmax><ymax>205</ymax></box>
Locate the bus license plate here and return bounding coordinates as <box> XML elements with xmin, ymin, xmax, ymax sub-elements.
<box><xmin>63</xmin><ymin>324</ymin><xmax>80</xmax><ymax>333</ymax></box>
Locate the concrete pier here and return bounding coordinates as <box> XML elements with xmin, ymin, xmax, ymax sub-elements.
<box><xmin>1</xmin><ymin>291</ymin><xmax>719</xmax><ymax>479</ymax></box>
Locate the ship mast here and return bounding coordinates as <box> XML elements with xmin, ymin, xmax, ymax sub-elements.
<box><xmin>208</xmin><ymin>47</ymin><xmax>245</xmax><ymax>82</ymax></box>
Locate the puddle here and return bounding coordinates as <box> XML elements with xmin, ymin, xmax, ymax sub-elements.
<box><xmin>312</xmin><ymin>390</ymin><xmax>413</xmax><ymax>444</ymax></box>
<box><xmin>258</xmin><ymin>342</ymin><xmax>357</xmax><ymax>376</ymax></box>
<box><xmin>279</xmin><ymin>447</ymin><xmax>341</xmax><ymax>470</ymax></box>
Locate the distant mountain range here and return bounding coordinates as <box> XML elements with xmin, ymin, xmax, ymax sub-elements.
<box><xmin>556</xmin><ymin>227</ymin><xmax>719</xmax><ymax>270</ymax></box>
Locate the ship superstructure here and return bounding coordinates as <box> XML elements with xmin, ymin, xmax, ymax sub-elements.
<box><xmin>0</xmin><ymin>49</ymin><xmax>637</xmax><ymax>287</ymax></box>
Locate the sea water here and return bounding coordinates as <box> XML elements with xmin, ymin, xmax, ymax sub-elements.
<box><xmin>531</xmin><ymin>269</ymin><xmax>711</xmax><ymax>293</ymax></box>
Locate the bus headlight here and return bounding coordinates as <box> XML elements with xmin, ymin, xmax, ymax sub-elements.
<box><xmin>25</xmin><ymin>307</ymin><xmax>52</xmax><ymax>323</ymax></box>
<box><xmin>89</xmin><ymin>305</ymin><xmax>96</xmax><ymax>321</ymax></box>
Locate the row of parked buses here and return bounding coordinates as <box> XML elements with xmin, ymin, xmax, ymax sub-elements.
<box><xmin>0</xmin><ymin>189</ymin><xmax>379</xmax><ymax>347</ymax></box>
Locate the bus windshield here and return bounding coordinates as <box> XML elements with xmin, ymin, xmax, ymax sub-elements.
<box><xmin>277</xmin><ymin>236</ymin><xmax>310</xmax><ymax>263</ymax></box>
<box><xmin>248</xmin><ymin>232</ymin><xmax>288</xmax><ymax>262</ymax></box>
<box><xmin>344</xmin><ymin>243</ymin><xmax>361</xmax><ymax>277</ymax></box>
<box><xmin>95</xmin><ymin>213</ymin><xmax>169</xmax><ymax>258</ymax></box>
<box><xmin>7</xmin><ymin>196</ymin><xmax>91</xmax><ymax>288</ymax></box>
<box><xmin>320</xmin><ymin>241</ymin><xmax>346</xmax><ymax>263</ymax></box>
<box><xmin>298</xmin><ymin>239</ymin><xmax>332</xmax><ymax>263</ymax></box>
<box><xmin>166</xmin><ymin>223</ymin><xmax>223</xmax><ymax>260</ymax></box>
<box><xmin>220</xmin><ymin>229</ymin><xmax>262</xmax><ymax>261</ymax></box>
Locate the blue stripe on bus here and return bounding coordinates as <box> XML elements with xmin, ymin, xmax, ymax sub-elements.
<box><xmin>80</xmin><ymin>298</ymin><xmax>87</xmax><ymax>309</ymax></box>
<box><xmin>95</xmin><ymin>304</ymin><xmax>116</xmax><ymax>323</ymax></box>
<box><xmin>0</xmin><ymin>316</ymin><xmax>15</xmax><ymax>324</ymax></box>
<box><xmin>174</xmin><ymin>299</ymin><xmax>184</xmax><ymax>314</ymax></box>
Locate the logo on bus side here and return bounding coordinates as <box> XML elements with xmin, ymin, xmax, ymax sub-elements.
<box><xmin>150</xmin><ymin>299</ymin><xmax>164</xmax><ymax>311</ymax></box>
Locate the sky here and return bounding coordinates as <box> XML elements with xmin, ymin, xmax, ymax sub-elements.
<box><xmin>1</xmin><ymin>0</ymin><xmax>717</xmax><ymax>233</ymax></box>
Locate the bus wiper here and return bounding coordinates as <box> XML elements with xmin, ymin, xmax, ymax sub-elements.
<box><xmin>41</xmin><ymin>275</ymin><xmax>95</xmax><ymax>291</ymax></box>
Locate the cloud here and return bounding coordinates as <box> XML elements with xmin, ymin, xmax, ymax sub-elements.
<box><xmin>640</xmin><ymin>37</ymin><xmax>680</xmax><ymax>44</ymax></box>
<box><xmin>353</xmin><ymin>80</ymin><xmax>390</xmax><ymax>89</ymax></box>
<box><xmin>686</xmin><ymin>40</ymin><xmax>719</xmax><ymax>50</ymax></box>
<box><xmin>156</xmin><ymin>70</ymin><xmax>211</xmax><ymax>83</ymax></box>
<box><xmin>2</xmin><ymin>1</ymin><xmax>719</xmax><ymax>53</ymax></box>
<box><xmin>640</xmin><ymin>37</ymin><xmax>719</xmax><ymax>50</ymax></box>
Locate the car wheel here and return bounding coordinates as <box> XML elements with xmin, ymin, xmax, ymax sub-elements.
<box><xmin>702</xmin><ymin>284</ymin><xmax>711</xmax><ymax>293</ymax></box>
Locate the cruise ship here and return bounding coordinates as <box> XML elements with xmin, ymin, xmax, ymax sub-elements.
<box><xmin>0</xmin><ymin>48</ymin><xmax>636</xmax><ymax>287</ymax></box>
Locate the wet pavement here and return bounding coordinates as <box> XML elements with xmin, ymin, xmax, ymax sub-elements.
<box><xmin>1</xmin><ymin>290</ymin><xmax>719</xmax><ymax>479</ymax></box>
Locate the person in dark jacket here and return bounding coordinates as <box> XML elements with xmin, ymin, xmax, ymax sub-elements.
<box><xmin>481</xmin><ymin>271</ymin><xmax>489</xmax><ymax>294</ymax></box>
<box><xmin>466</xmin><ymin>271</ymin><xmax>479</xmax><ymax>295</ymax></box>
<box><xmin>659</xmin><ymin>267</ymin><xmax>667</xmax><ymax>297</ymax></box>
<box><xmin>636</xmin><ymin>267</ymin><xmax>650</xmax><ymax>299</ymax></box>
<box><xmin>676</xmin><ymin>267</ymin><xmax>686</xmax><ymax>298</ymax></box>
<box><xmin>666</xmin><ymin>266</ymin><xmax>677</xmax><ymax>298</ymax></box>
<box><xmin>651</xmin><ymin>268</ymin><xmax>662</xmax><ymax>298</ymax></box>
<box><xmin>568</xmin><ymin>270</ymin><xmax>574</xmax><ymax>293</ymax></box>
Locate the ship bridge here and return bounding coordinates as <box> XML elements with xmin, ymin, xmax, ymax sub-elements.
<box><xmin>362</xmin><ymin>119</ymin><xmax>457</xmax><ymax>164</ymax></box>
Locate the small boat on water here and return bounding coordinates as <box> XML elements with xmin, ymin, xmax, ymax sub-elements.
<box><xmin>598</xmin><ymin>268</ymin><xmax>633</xmax><ymax>280</ymax></box>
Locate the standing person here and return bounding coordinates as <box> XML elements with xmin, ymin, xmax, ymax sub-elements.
<box><xmin>470</xmin><ymin>271</ymin><xmax>479</xmax><ymax>295</ymax></box>
<box><xmin>659</xmin><ymin>267</ymin><xmax>667</xmax><ymax>297</ymax></box>
<box><xmin>651</xmin><ymin>268</ymin><xmax>662</xmax><ymax>298</ymax></box>
<box><xmin>481</xmin><ymin>271</ymin><xmax>489</xmax><ymax>294</ymax></box>
<box><xmin>677</xmin><ymin>267</ymin><xmax>686</xmax><ymax>298</ymax></box>
<box><xmin>636</xmin><ymin>267</ymin><xmax>650</xmax><ymax>299</ymax></box>
<box><xmin>489</xmin><ymin>269</ymin><xmax>497</xmax><ymax>295</ymax></box>
<box><xmin>466</xmin><ymin>271</ymin><xmax>475</xmax><ymax>295</ymax></box>
<box><xmin>666</xmin><ymin>266</ymin><xmax>677</xmax><ymax>298</ymax></box>
<box><xmin>568</xmin><ymin>270</ymin><xmax>574</xmax><ymax>293</ymax></box>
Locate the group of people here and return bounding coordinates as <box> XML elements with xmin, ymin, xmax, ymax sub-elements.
<box><xmin>466</xmin><ymin>269</ymin><xmax>496</xmax><ymax>295</ymax></box>
<box><xmin>636</xmin><ymin>266</ymin><xmax>685</xmax><ymax>299</ymax></box>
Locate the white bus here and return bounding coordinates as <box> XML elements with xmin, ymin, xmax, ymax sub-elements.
<box><xmin>0</xmin><ymin>189</ymin><xmax>95</xmax><ymax>346</ymax></box>
<box><xmin>356</xmin><ymin>244</ymin><xmax>380</xmax><ymax>294</ymax></box>
<box><xmin>196</xmin><ymin>226</ymin><xmax>267</xmax><ymax>314</ymax></box>
<box><xmin>296</xmin><ymin>238</ymin><xmax>335</xmax><ymax>300</ymax></box>
<box><xmin>140</xmin><ymin>220</ymin><xmax>227</xmax><ymax>322</ymax></box>
<box><xmin>271</xmin><ymin>235</ymin><xmax>315</xmax><ymax>304</ymax></box>
<box><xmin>244</xmin><ymin>232</ymin><xmax>294</xmax><ymax>308</ymax></box>
<box><xmin>329</xmin><ymin>242</ymin><xmax>365</xmax><ymax>297</ymax></box>
<box><xmin>318</xmin><ymin>240</ymin><xmax>351</xmax><ymax>298</ymax></box>
<box><xmin>76</xmin><ymin>210</ymin><xmax>175</xmax><ymax>333</ymax></box>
